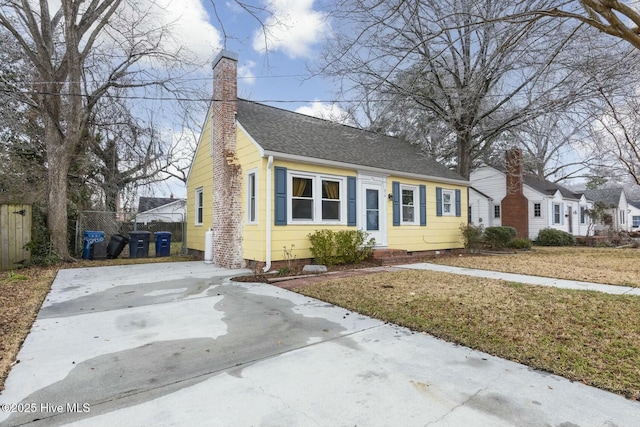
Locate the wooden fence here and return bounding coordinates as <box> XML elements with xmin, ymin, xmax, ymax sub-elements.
<box><xmin>0</xmin><ymin>204</ymin><xmax>32</xmax><ymax>270</ymax></box>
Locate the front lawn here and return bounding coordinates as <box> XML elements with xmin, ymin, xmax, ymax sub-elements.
<box><xmin>431</xmin><ymin>246</ymin><xmax>640</xmax><ymax>287</ymax></box>
<box><xmin>298</xmin><ymin>269</ymin><xmax>640</xmax><ymax>400</ymax></box>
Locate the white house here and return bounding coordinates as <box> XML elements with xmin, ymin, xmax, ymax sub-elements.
<box><xmin>583</xmin><ymin>188</ymin><xmax>631</xmax><ymax>232</ymax></box>
<box><xmin>468</xmin><ymin>187</ymin><xmax>493</xmax><ymax>227</ymax></box>
<box><xmin>629</xmin><ymin>200</ymin><xmax>640</xmax><ymax>232</ymax></box>
<box><xmin>471</xmin><ymin>149</ymin><xmax>593</xmax><ymax>239</ymax></box>
<box><xmin>135</xmin><ymin>197</ymin><xmax>186</xmax><ymax>224</ymax></box>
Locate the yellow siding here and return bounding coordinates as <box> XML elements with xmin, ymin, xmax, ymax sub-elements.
<box><xmin>236</xmin><ymin>128</ymin><xmax>266</xmax><ymax>261</ymax></box>
<box><xmin>186</xmin><ymin>109</ymin><xmax>214</xmax><ymax>252</ymax></box>
<box><xmin>269</xmin><ymin>160</ymin><xmax>359</xmax><ymax>262</ymax></box>
<box><xmin>385</xmin><ymin>177</ymin><xmax>467</xmax><ymax>251</ymax></box>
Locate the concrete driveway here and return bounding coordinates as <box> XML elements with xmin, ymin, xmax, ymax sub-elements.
<box><xmin>1</xmin><ymin>262</ymin><xmax>639</xmax><ymax>426</ymax></box>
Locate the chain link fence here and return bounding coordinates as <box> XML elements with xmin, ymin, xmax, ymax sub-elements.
<box><xmin>75</xmin><ymin>211</ymin><xmax>185</xmax><ymax>257</ymax></box>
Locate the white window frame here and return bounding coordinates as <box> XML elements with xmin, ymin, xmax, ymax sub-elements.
<box><xmin>246</xmin><ymin>169</ymin><xmax>257</xmax><ymax>224</ymax></box>
<box><xmin>580</xmin><ymin>206</ymin><xmax>589</xmax><ymax>225</ymax></box>
<box><xmin>632</xmin><ymin>216</ymin><xmax>640</xmax><ymax>228</ymax></box>
<box><xmin>400</xmin><ymin>184</ymin><xmax>419</xmax><ymax>225</ymax></box>
<box><xmin>494</xmin><ymin>204</ymin><xmax>501</xmax><ymax>219</ymax></box>
<box><xmin>441</xmin><ymin>189</ymin><xmax>455</xmax><ymax>216</ymax></box>
<box><xmin>533</xmin><ymin>202</ymin><xmax>541</xmax><ymax>218</ymax></box>
<box><xmin>287</xmin><ymin>171</ymin><xmax>347</xmax><ymax>225</ymax></box>
<box><xmin>195</xmin><ymin>187</ymin><xmax>204</xmax><ymax>226</ymax></box>
<box><xmin>552</xmin><ymin>203</ymin><xmax>561</xmax><ymax>225</ymax></box>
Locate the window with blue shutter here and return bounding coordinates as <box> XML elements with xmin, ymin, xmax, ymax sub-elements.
<box><xmin>274</xmin><ymin>166</ymin><xmax>287</xmax><ymax>225</ymax></box>
<box><xmin>347</xmin><ymin>176</ymin><xmax>356</xmax><ymax>226</ymax></box>
<box><xmin>419</xmin><ymin>185</ymin><xmax>427</xmax><ymax>226</ymax></box>
<box><xmin>455</xmin><ymin>189</ymin><xmax>461</xmax><ymax>217</ymax></box>
<box><xmin>392</xmin><ymin>181</ymin><xmax>400</xmax><ymax>226</ymax></box>
<box><xmin>436</xmin><ymin>187</ymin><xmax>443</xmax><ymax>216</ymax></box>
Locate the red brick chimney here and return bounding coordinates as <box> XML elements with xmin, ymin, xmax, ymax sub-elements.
<box><xmin>501</xmin><ymin>148</ymin><xmax>529</xmax><ymax>238</ymax></box>
<box><xmin>212</xmin><ymin>50</ymin><xmax>243</xmax><ymax>268</ymax></box>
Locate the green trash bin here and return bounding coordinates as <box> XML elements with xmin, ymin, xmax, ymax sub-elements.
<box><xmin>154</xmin><ymin>232</ymin><xmax>172</xmax><ymax>257</ymax></box>
<box><xmin>128</xmin><ymin>231</ymin><xmax>151</xmax><ymax>258</ymax></box>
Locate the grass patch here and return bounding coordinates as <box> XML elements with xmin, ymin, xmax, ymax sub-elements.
<box><xmin>298</xmin><ymin>269</ymin><xmax>640</xmax><ymax>400</ymax></box>
<box><xmin>433</xmin><ymin>246</ymin><xmax>640</xmax><ymax>287</ymax></box>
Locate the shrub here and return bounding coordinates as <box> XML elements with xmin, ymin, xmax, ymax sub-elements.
<box><xmin>459</xmin><ymin>223</ymin><xmax>484</xmax><ymax>252</ymax></box>
<box><xmin>508</xmin><ymin>238</ymin><xmax>532</xmax><ymax>250</ymax></box>
<box><xmin>483</xmin><ymin>226</ymin><xmax>516</xmax><ymax>249</ymax></box>
<box><xmin>334</xmin><ymin>230</ymin><xmax>376</xmax><ymax>264</ymax></box>
<box><xmin>308</xmin><ymin>229</ymin><xmax>375</xmax><ymax>266</ymax></box>
<box><xmin>308</xmin><ymin>229</ymin><xmax>336</xmax><ymax>266</ymax></box>
<box><xmin>537</xmin><ymin>228</ymin><xmax>576</xmax><ymax>246</ymax></box>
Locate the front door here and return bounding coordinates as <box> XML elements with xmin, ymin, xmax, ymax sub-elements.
<box><xmin>360</xmin><ymin>179</ymin><xmax>387</xmax><ymax>246</ymax></box>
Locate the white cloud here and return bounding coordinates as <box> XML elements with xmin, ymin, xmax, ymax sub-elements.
<box><xmin>295</xmin><ymin>101</ymin><xmax>352</xmax><ymax>125</ymax></box>
<box><xmin>238</xmin><ymin>60</ymin><xmax>257</xmax><ymax>85</ymax></box>
<box><xmin>252</xmin><ymin>0</ymin><xmax>330</xmax><ymax>58</ymax></box>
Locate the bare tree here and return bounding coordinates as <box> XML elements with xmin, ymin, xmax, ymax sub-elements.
<box><xmin>321</xmin><ymin>0</ymin><xmax>601</xmax><ymax>179</ymax></box>
<box><xmin>513</xmin><ymin>0</ymin><xmax>640</xmax><ymax>49</ymax></box>
<box><xmin>587</xmin><ymin>87</ymin><xmax>640</xmax><ymax>185</ymax></box>
<box><xmin>0</xmin><ymin>1</ymin><xmax>208</xmax><ymax>258</ymax></box>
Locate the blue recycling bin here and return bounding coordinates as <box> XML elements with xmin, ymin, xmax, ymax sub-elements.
<box><xmin>154</xmin><ymin>231</ymin><xmax>172</xmax><ymax>257</ymax></box>
<box><xmin>82</xmin><ymin>231</ymin><xmax>105</xmax><ymax>259</ymax></box>
<box><xmin>128</xmin><ymin>231</ymin><xmax>151</xmax><ymax>258</ymax></box>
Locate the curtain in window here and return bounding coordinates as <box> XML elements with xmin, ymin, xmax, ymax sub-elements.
<box><xmin>323</xmin><ymin>181</ymin><xmax>339</xmax><ymax>199</ymax></box>
<box><xmin>293</xmin><ymin>178</ymin><xmax>308</xmax><ymax>197</ymax></box>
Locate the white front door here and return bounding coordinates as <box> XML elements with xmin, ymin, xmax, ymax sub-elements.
<box><xmin>359</xmin><ymin>176</ymin><xmax>387</xmax><ymax>246</ymax></box>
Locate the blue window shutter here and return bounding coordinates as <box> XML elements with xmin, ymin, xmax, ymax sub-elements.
<box><xmin>275</xmin><ymin>167</ymin><xmax>287</xmax><ymax>225</ymax></box>
<box><xmin>436</xmin><ymin>187</ymin><xmax>443</xmax><ymax>216</ymax></box>
<box><xmin>455</xmin><ymin>189</ymin><xmax>462</xmax><ymax>217</ymax></box>
<box><xmin>419</xmin><ymin>185</ymin><xmax>427</xmax><ymax>226</ymax></box>
<box><xmin>392</xmin><ymin>181</ymin><xmax>400</xmax><ymax>226</ymax></box>
<box><xmin>347</xmin><ymin>176</ymin><xmax>357</xmax><ymax>226</ymax></box>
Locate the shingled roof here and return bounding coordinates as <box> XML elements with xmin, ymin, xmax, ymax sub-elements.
<box><xmin>523</xmin><ymin>173</ymin><xmax>584</xmax><ymax>200</ymax></box>
<box><xmin>583</xmin><ymin>188</ymin><xmax>625</xmax><ymax>207</ymax></box>
<box><xmin>138</xmin><ymin>197</ymin><xmax>178</xmax><ymax>213</ymax></box>
<box><xmin>236</xmin><ymin>100</ymin><xmax>466</xmax><ymax>183</ymax></box>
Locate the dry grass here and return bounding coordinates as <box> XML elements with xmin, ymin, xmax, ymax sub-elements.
<box><xmin>298</xmin><ymin>269</ymin><xmax>640</xmax><ymax>400</ymax></box>
<box><xmin>0</xmin><ymin>254</ymin><xmax>195</xmax><ymax>392</ymax></box>
<box><xmin>433</xmin><ymin>246</ymin><xmax>640</xmax><ymax>287</ymax></box>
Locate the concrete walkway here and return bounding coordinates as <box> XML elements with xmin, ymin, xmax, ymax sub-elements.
<box><xmin>396</xmin><ymin>262</ymin><xmax>640</xmax><ymax>296</ymax></box>
<box><xmin>1</xmin><ymin>262</ymin><xmax>639</xmax><ymax>426</ymax></box>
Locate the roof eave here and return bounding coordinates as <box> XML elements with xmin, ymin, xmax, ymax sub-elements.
<box><xmin>263</xmin><ymin>150</ymin><xmax>469</xmax><ymax>186</ymax></box>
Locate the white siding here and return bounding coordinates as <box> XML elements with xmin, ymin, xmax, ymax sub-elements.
<box><xmin>469</xmin><ymin>188</ymin><xmax>492</xmax><ymax>227</ymax></box>
<box><xmin>470</xmin><ymin>167</ymin><xmax>505</xmax><ymax>228</ymax></box>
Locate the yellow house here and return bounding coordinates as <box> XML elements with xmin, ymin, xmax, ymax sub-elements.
<box><xmin>186</xmin><ymin>51</ymin><xmax>469</xmax><ymax>270</ymax></box>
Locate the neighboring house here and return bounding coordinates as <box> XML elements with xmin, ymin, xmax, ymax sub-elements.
<box><xmin>136</xmin><ymin>197</ymin><xmax>186</xmax><ymax>224</ymax></box>
<box><xmin>468</xmin><ymin>187</ymin><xmax>493</xmax><ymax>227</ymax></box>
<box><xmin>583</xmin><ymin>188</ymin><xmax>631</xmax><ymax>232</ymax></box>
<box><xmin>470</xmin><ymin>149</ymin><xmax>593</xmax><ymax>239</ymax></box>
<box><xmin>186</xmin><ymin>50</ymin><xmax>470</xmax><ymax>270</ymax></box>
<box><xmin>629</xmin><ymin>200</ymin><xmax>640</xmax><ymax>231</ymax></box>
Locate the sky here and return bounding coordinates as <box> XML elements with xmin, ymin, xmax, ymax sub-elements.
<box><xmin>148</xmin><ymin>0</ymin><xmax>342</xmax><ymax>200</ymax></box>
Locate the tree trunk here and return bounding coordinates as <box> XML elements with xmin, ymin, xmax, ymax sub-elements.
<box><xmin>457</xmin><ymin>134</ymin><xmax>472</xmax><ymax>180</ymax></box>
<box><xmin>46</xmin><ymin>127</ymin><xmax>73</xmax><ymax>259</ymax></box>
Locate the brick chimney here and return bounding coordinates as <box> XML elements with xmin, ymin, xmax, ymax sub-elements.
<box><xmin>501</xmin><ymin>148</ymin><xmax>529</xmax><ymax>238</ymax></box>
<box><xmin>212</xmin><ymin>50</ymin><xmax>243</xmax><ymax>268</ymax></box>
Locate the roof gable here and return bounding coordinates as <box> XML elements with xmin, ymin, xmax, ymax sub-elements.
<box><xmin>236</xmin><ymin>100</ymin><xmax>466</xmax><ymax>183</ymax></box>
<box><xmin>583</xmin><ymin>188</ymin><xmax>624</xmax><ymax>207</ymax></box>
<box><xmin>138</xmin><ymin>197</ymin><xmax>180</xmax><ymax>212</ymax></box>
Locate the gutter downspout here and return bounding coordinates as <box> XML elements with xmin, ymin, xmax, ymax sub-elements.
<box><xmin>263</xmin><ymin>155</ymin><xmax>273</xmax><ymax>272</ymax></box>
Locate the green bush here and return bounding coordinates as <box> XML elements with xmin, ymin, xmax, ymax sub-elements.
<box><xmin>536</xmin><ymin>228</ymin><xmax>576</xmax><ymax>246</ymax></box>
<box><xmin>459</xmin><ymin>223</ymin><xmax>484</xmax><ymax>252</ymax></box>
<box><xmin>308</xmin><ymin>229</ymin><xmax>336</xmax><ymax>266</ymax></box>
<box><xmin>335</xmin><ymin>230</ymin><xmax>376</xmax><ymax>264</ymax></box>
<box><xmin>483</xmin><ymin>226</ymin><xmax>516</xmax><ymax>249</ymax></box>
<box><xmin>507</xmin><ymin>237</ymin><xmax>532</xmax><ymax>250</ymax></box>
<box><xmin>308</xmin><ymin>229</ymin><xmax>375</xmax><ymax>266</ymax></box>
